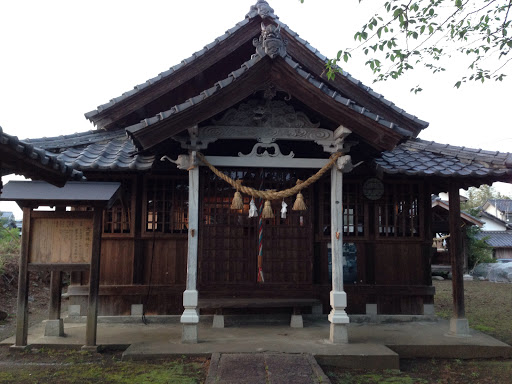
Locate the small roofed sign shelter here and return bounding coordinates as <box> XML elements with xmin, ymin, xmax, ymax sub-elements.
<box><xmin>21</xmin><ymin>0</ymin><xmax>512</xmax><ymax>345</ymax></box>
<box><xmin>0</xmin><ymin>181</ymin><xmax>121</xmax><ymax>349</ymax></box>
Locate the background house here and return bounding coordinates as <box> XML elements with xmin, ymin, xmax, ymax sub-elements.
<box><xmin>477</xmin><ymin>199</ymin><xmax>512</xmax><ymax>260</ymax></box>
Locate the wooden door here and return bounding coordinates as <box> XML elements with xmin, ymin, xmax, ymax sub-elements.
<box><xmin>199</xmin><ymin>168</ymin><xmax>313</xmax><ymax>287</ymax></box>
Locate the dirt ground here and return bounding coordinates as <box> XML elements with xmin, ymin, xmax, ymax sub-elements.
<box><xmin>0</xmin><ymin>258</ymin><xmax>51</xmax><ymax>342</ymax></box>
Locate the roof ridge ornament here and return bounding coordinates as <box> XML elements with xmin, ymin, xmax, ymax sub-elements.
<box><xmin>247</xmin><ymin>0</ymin><xmax>275</xmax><ymax>19</ymax></box>
<box><xmin>253</xmin><ymin>23</ymin><xmax>287</xmax><ymax>59</ymax></box>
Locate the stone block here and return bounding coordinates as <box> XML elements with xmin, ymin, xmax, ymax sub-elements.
<box><xmin>423</xmin><ymin>304</ymin><xmax>435</xmax><ymax>316</ymax></box>
<box><xmin>330</xmin><ymin>291</ymin><xmax>347</xmax><ymax>308</ymax></box>
<box><xmin>44</xmin><ymin>319</ymin><xmax>64</xmax><ymax>337</ymax></box>
<box><xmin>212</xmin><ymin>314</ymin><xmax>224</xmax><ymax>328</ymax></box>
<box><xmin>131</xmin><ymin>304</ymin><xmax>143</xmax><ymax>316</ymax></box>
<box><xmin>366</xmin><ymin>303</ymin><xmax>377</xmax><ymax>315</ymax></box>
<box><xmin>450</xmin><ymin>317</ymin><xmax>470</xmax><ymax>336</ymax></box>
<box><xmin>329</xmin><ymin>323</ymin><xmax>348</xmax><ymax>344</ymax></box>
<box><xmin>182</xmin><ymin>324</ymin><xmax>198</xmax><ymax>344</ymax></box>
<box><xmin>290</xmin><ymin>314</ymin><xmax>303</xmax><ymax>328</ymax></box>
<box><xmin>68</xmin><ymin>304</ymin><xmax>81</xmax><ymax>316</ymax></box>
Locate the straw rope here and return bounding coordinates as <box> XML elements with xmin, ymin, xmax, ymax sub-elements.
<box><xmin>196</xmin><ymin>152</ymin><xmax>342</xmax><ymax>201</ymax></box>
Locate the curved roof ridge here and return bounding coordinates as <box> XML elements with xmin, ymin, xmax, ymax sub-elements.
<box><xmin>25</xmin><ymin>129</ymin><xmax>126</xmax><ymax>150</ymax></box>
<box><xmin>0</xmin><ymin>126</ymin><xmax>84</xmax><ymax>182</ymax></box>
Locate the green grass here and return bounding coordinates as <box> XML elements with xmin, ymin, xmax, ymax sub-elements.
<box><xmin>0</xmin><ymin>349</ymin><xmax>208</xmax><ymax>384</ymax></box>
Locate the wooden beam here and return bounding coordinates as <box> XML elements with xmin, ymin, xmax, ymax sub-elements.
<box><xmin>14</xmin><ymin>207</ymin><xmax>32</xmax><ymax>347</ymax></box>
<box><xmin>48</xmin><ymin>271</ymin><xmax>62</xmax><ymax>320</ymax></box>
<box><xmin>449</xmin><ymin>183</ymin><xmax>465</xmax><ymax>319</ymax></box>
<box><xmin>85</xmin><ymin>208</ymin><xmax>103</xmax><ymax>347</ymax></box>
<box><xmin>203</xmin><ymin>156</ymin><xmax>330</xmax><ymax>169</ymax></box>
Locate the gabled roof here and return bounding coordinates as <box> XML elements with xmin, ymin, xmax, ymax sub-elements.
<box><xmin>0</xmin><ymin>126</ymin><xmax>84</xmax><ymax>187</ymax></box>
<box><xmin>84</xmin><ymin>0</ymin><xmax>427</xmax><ymax>136</ymax></box>
<box><xmin>125</xmin><ymin>52</ymin><xmax>409</xmax><ymax>152</ymax></box>
<box><xmin>483</xmin><ymin>199</ymin><xmax>512</xmax><ymax>214</ymax></box>
<box><xmin>431</xmin><ymin>198</ymin><xmax>483</xmax><ymax>227</ymax></box>
<box><xmin>478</xmin><ymin>211</ymin><xmax>512</xmax><ymax>230</ymax></box>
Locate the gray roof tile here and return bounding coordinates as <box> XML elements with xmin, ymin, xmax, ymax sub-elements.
<box><xmin>476</xmin><ymin>231</ymin><xmax>512</xmax><ymax>248</ymax></box>
<box><xmin>85</xmin><ymin>1</ymin><xmax>428</xmax><ymax>131</ymax></box>
<box><xmin>28</xmin><ymin>130</ymin><xmax>154</xmax><ymax>172</ymax></box>
<box><xmin>375</xmin><ymin>139</ymin><xmax>512</xmax><ymax>179</ymax></box>
<box><xmin>0</xmin><ymin>126</ymin><xmax>84</xmax><ymax>181</ymax></box>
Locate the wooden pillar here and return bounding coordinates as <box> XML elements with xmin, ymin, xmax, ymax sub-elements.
<box><xmin>48</xmin><ymin>271</ymin><xmax>62</xmax><ymax>319</ymax></box>
<box><xmin>13</xmin><ymin>207</ymin><xmax>32</xmax><ymax>347</ymax></box>
<box><xmin>328</xmin><ymin>166</ymin><xmax>349</xmax><ymax>344</ymax></box>
<box><xmin>44</xmin><ymin>271</ymin><xmax>64</xmax><ymax>336</ymax></box>
<box><xmin>448</xmin><ymin>183</ymin><xmax>469</xmax><ymax>335</ymax></box>
<box><xmin>84</xmin><ymin>208</ymin><xmax>103</xmax><ymax>348</ymax></box>
<box><xmin>180</xmin><ymin>163</ymin><xmax>199</xmax><ymax>343</ymax></box>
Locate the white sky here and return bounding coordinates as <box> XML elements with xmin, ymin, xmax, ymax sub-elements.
<box><xmin>1</xmin><ymin>0</ymin><xmax>511</xmax><ymax>219</ymax></box>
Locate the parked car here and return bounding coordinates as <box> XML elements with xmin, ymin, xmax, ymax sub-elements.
<box><xmin>496</xmin><ymin>258</ymin><xmax>512</xmax><ymax>263</ymax></box>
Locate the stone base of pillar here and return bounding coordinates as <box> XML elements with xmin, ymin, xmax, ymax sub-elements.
<box><xmin>182</xmin><ymin>324</ymin><xmax>198</xmax><ymax>344</ymax></box>
<box><xmin>212</xmin><ymin>314</ymin><xmax>224</xmax><ymax>328</ymax></box>
<box><xmin>329</xmin><ymin>323</ymin><xmax>348</xmax><ymax>344</ymax></box>
<box><xmin>423</xmin><ymin>304</ymin><xmax>435</xmax><ymax>316</ymax></box>
<box><xmin>44</xmin><ymin>319</ymin><xmax>64</xmax><ymax>337</ymax></box>
<box><xmin>449</xmin><ymin>317</ymin><xmax>470</xmax><ymax>337</ymax></box>
<box><xmin>290</xmin><ymin>314</ymin><xmax>303</xmax><ymax>328</ymax></box>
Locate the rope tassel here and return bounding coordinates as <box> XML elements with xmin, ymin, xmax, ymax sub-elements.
<box><xmin>261</xmin><ymin>200</ymin><xmax>274</xmax><ymax>219</ymax></box>
<box><xmin>292</xmin><ymin>180</ymin><xmax>307</xmax><ymax>211</ymax></box>
<box><xmin>230</xmin><ymin>180</ymin><xmax>244</xmax><ymax>210</ymax></box>
<box><xmin>231</xmin><ymin>191</ymin><xmax>243</xmax><ymax>210</ymax></box>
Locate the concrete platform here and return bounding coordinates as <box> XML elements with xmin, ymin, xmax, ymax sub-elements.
<box><xmin>1</xmin><ymin>316</ymin><xmax>511</xmax><ymax>369</ymax></box>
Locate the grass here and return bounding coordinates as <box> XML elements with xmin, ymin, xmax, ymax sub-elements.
<box><xmin>324</xmin><ymin>279</ymin><xmax>512</xmax><ymax>384</ymax></box>
<box><xmin>0</xmin><ymin>348</ymin><xmax>208</xmax><ymax>384</ymax></box>
<box><xmin>434</xmin><ymin>280</ymin><xmax>512</xmax><ymax>345</ymax></box>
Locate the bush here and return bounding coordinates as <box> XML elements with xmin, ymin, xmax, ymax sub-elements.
<box><xmin>0</xmin><ymin>226</ymin><xmax>20</xmax><ymax>275</ymax></box>
<box><xmin>466</xmin><ymin>226</ymin><xmax>494</xmax><ymax>270</ymax></box>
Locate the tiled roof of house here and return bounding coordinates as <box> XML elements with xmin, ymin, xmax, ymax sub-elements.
<box><xmin>125</xmin><ymin>51</ymin><xmax>412</xmax><ymax>143</ymax></box>
<box><xmin>486</xmin><ymin>199</ymin><xmax>512</xmax><ymax>213</ymax></box>
<box><xmin>85</xmin><ymin>0</ymin><xmax>427</xmax><ymax>130</ymax></box>
<box><xmin>477</xmin><ymin>231</ymin><xmax>512</xmax><ymax>248</ymax></box>
<box><xmin>0</xmin><ymin>126</ymin><xmax>84</xmax><ymax>182</ymax></box>
<box><xmin>375</xmin><ymin>139</ymin><xmax>512</xmax><ymax>178</ymax></box>
<box><xmin>28</xmin><ymin>130</ymin><xmax>154</xmax><ymax>171</ymax></box>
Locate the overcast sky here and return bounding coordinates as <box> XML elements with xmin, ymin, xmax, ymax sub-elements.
<box><xmin>1</xmin><ymin>0</ymin><xmax>511</xmax><ymax>218</ymax></box>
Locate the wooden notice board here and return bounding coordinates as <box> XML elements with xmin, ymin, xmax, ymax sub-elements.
<box><xmin>29</xmin><ymin>211</ymin><xmax>94</xmax><ymax>266</ymax></box>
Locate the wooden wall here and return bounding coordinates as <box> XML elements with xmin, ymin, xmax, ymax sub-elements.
<box><xmin>68</xmin><ymin>172</ymin><xmax>435</xmax><ymax>316</ymax></box>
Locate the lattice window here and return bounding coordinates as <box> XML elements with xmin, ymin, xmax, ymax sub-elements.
<box><xmin>319</xmin><ymin>179</ymin><xmax>366</xmax><ymax>238</ymax></box>
<box><xmin>377</xmin><ymin>182</ymin><xmax>421</xmax><ymax>238</ymax></box>
<box><xmin>145</xmin><ymin>176</ymin><xmax>189</xmax><ymax>234</ymax></box>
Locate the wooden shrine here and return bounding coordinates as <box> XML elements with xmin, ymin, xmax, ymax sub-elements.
<box><xmin>19</xmin><ymin>1</ymin><xmax>512</xmax><ymax>344</ymax></box>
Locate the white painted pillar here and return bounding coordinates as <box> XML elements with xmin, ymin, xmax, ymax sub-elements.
<box><xmin>328</xmin><ymin>165</ymin><xmax>350</xmax><ymax>343</ymax></box>
<box><xmin>181</xmin><ymin>165</ymin><xmax>200</xmax><ymax>343</ymax></box>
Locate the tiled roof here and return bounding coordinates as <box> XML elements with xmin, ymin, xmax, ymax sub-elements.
<box><xmin>0</xmin><ymin>126</ymin><xmax>84</xmax><ymax>181</ymax></box>
<box><xmin>375</xmin><ymin>139</ymin><xmax>512</xmax><ymax>178</ymax></box>
<box><xmin>32</xmin><ymin>130</ymin><xmax>154</xmax><ymax>171</ymax></box>
<box><xmin>486</xmin><ymin>199</ymin><xmax>512</xmax><ymax>213</ymax></box>
<box><xmin>85</xmin><ymin>0</ymin><xmax>427</xmax><ymax>130</ymax></box>
<box><xmin>477</xmin><ymin>231</ymin><xmax>512</xmax><ymax>248</ymax></box>
<box><xmin>126</xmin><ymin>52</ymin><xmax>413</xmax><ymax>144</ymax></box>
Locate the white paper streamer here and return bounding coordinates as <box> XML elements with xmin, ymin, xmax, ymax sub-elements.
<box><xmin>249</xmin><ymin>198</ymin><xmax>258</xmax><ymax>218</ymax></box>
<box><xmin>281</xmin><ymin>200</ymin><xmax>288</xmax><ymax>219</ymax></box>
